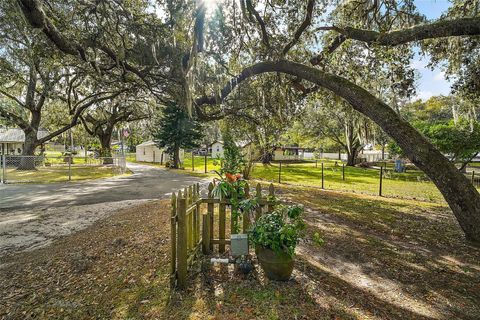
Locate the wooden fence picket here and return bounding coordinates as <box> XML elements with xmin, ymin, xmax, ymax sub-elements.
<box><xmin>171</xmin><ymin>181</ymin><xmax>275</xmax><ymax>289</ymax></box>
<box><xmin>208</xmin><ymin>183</ymin><xmax>214</xmax><ymax>251</ymax></box>
<box><xmin>176</xmin><ymin>191</ymin><xmax>187</xmax><ymax>289</ymax></box>
<box><xmin>255</xmin><ymin>183</ymin><xmax>262</xmax><ymax>219</ymax></box>
<box><xmin>170</xmin><ymin>192</ymin><xmax>177</xmax><ymax>288</ymax></box>
<box><xmin>219</xmin><ymin>202</ymin><xmax>226</xmax><ymax>253</ymax></box>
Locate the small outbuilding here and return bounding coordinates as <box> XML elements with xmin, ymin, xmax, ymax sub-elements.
<box><xmin>135</xmin><ymin>140</ymin><xmax>184</xmax><ymax>164</ymax></box>
<box><xmin>273</xmin><ymin>146</ymin><xmax>305</xmax><ymax>161</ymax></box>
<box><xmin>210</xmin><ymin>140</ymin><xmax>224</xmax><ymax>158</ymax></box>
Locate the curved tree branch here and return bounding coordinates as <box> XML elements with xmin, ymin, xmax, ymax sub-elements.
<box><xmin>196</xmin><ymin>59</ymin><xmax>480</xmax><ymax>241</ymax></box>
<box><xmin>37</xmin><ymin>90</ymin><xmax>126</xmax><ymax>144</ymax></box>
<box><xmin>282</xmin><ymin>0</ymin><xmax>315</xmax><ymax>55</ymax></box>
<box><xmin>332</xmin><ymin>17</ymin><xmax>480</xmax><ymax>46</ymax></box>
<box><xmin>310</xmin><ymin>17</ymin><xmax>480</xmax><ymax>65</ymax></box>
<box><xmin>245</xmin><ymin>0</ymin><xmax>270</xmax><ymax>48</ymax></box>
<box><xmin>17</xmin><ymin>0</ymin><xmax>149</xmax><ymax>81</ymax></box>
<box><xmin>0</xmin><ymin>108</ymin><xmax>30</xmax><ymax>130</ymax></box>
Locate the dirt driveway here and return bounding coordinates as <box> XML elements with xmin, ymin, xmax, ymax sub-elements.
<box><xmin>0</xmin><ymin>163</ymin><xmax>207</xmax><ymax>258</ymax></box>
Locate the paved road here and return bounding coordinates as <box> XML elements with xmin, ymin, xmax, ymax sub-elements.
<box><xmin>0</xmin><ymin>162</ymin><xmax>207</xmax><ymax>211</ymax></box>
<box><xmin>0</xmin><ymin>163</ymin><xmax>208</xmax><ymax>256</ymax></box>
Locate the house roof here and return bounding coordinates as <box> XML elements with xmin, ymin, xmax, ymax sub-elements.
<box><xmin>0</xmin><ymin>128</ymin><xmax>49</xmax><ymax>143</ymax></box>
<box><xmin>209</xmin><ymin>140</ymin><xmax>224</xmax><ymax>146</ymax></box>
<box><xmin>137</xmin><ymin>140</ymin><xmax>157</xmax><ymax>147</ymax></box>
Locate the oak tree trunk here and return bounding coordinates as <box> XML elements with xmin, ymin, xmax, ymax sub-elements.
<box><xmin>99</xmin><ymin>133</ymin><xmax>113</xmax><ymax>165</ymax></box>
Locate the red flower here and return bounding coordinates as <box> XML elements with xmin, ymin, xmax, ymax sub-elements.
<box><xmin>226</xmin><ymin>173</ymin><xmax>237</xmax><ymax>182</ymax></box>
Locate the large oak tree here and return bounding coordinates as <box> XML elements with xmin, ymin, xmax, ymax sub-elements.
<box><xmin>13</xmin><ymin>0</ymin><xmax>480</xmax><ymax>242</ymax></box>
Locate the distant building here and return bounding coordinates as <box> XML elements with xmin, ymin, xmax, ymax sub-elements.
<box><xmin>210</xmin><ymin>140</ymin><xmax>224</xmax><ymax>158</ymax></box>
<box><xmin>135</xmin><ymin>141</ymin><xmax>184</xmax><ymax>164</ymax></box>
<box><xmin>273</xmin><ymin>146</ymin><xmax>305</xmax><ymax>161</ymax></box>
<box><xmin>0</xmin><ymin>127</ymin><xmax>49</xmax><ymax>155</ymax></box>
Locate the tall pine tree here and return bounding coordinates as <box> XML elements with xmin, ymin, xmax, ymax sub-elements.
<box><xmin>153</xmin><ymin>103</ymin><xmax>203</xmax><ymax>168</ymax></box>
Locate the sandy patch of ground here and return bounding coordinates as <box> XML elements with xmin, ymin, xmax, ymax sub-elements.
<box><xmin>0</xmin><ymin>200</ymin><xmax>150</xmax><ymax>260</ymax></box>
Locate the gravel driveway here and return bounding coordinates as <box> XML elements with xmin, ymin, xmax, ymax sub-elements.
<box><xmin>0</xmin><ymin>163</ymin><xmax>207</xmax><ymax>258</ymax></box>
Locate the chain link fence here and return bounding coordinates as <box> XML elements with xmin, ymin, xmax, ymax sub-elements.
<box><xmin>1</xmin><ymin>155</ymin><xmax>127</xmax><ymax>184</ymax></box>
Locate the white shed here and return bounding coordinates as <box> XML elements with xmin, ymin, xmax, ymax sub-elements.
<box><xmin>273</xmin><ymin>146</ymin><xmax>305</xmax><ymax>161</ymax></box>
<box><xmin>210</xmin><ymin>141</ymin><xmax>224</xmax><ymax>158</ymax></box>
<box><xmin>135</xmin><ymin>141</ymin><xmax>184</xmax><ymax>164</ymax></box>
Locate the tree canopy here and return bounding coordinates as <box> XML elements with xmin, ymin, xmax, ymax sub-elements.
<box><xmin>3</xmin><ymin>0</ymin><xmax>480</xmax><ymax>241</ymax></box>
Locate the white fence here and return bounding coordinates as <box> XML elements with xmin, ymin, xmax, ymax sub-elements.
<box><xmin>304</xmin><ymin>151</ymin><xmax>390</xmax><ymax>162</ymax></box>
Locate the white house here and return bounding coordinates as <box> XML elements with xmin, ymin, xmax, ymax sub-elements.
<box><xmin>0</xmin><ymin>127</ymin><xmax>49</xmax><ymax>155</ymax></box>
<box><xmin>210</xmin><ymin>140</ymin><xmax>224</xmax><ymax>158</ymax></box>
<box><xmin>135</xmin><ymin>141</ymin><xmax>184</xmax><ymax>164</ymax></box>
<box><xmin>273</xmin><ymin>146</ymin><xmax>306</xmax><ymax>161</ymax></box>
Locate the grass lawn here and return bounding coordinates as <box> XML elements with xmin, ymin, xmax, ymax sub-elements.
<box><xmin>2</xmin><ymin>186</ymin><xmax>479</xmax><ymax>319</ymax></box>
<box><xmin>250</xmin><ymin>161</ymin><xmax>448</xmax><ymax>202</ymax></box>
<box><xmin>127</xmin><ymin>153</ymin><xmax>478</xmax><ymax>202</ymax></box>
<box><xmin>4</xmin><ymin>165</ymin><xmax>128</xmax><ymax>183</ymax></box>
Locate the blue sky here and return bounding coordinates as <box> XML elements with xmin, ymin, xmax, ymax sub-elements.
<box><xmin>412</xmin><ymin>0</ymin><xmax>452</xmax><ymax>100</ymax></box>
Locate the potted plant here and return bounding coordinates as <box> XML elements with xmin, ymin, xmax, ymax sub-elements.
<box><xmin>250</xmin><ymin>205</ymin><xmax>305</xmax><ymax>281</ymax></box>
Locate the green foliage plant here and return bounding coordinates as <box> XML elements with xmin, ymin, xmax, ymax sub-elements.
<box><xmin>250</xmin><ymin>205</ymin><xmax>305</xmax><ymax>258</ymax></box>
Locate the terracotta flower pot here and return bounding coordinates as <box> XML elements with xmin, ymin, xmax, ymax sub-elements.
<box><xmin>256</xmin><ymin>246</ymin><xmax>294</xmax><ymax>281</ymax></box>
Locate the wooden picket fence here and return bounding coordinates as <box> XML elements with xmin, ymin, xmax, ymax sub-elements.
<box><xmin>170</xmin><ymin>182</ymin><xmax>275</xmax><ymax>289</ymax></box>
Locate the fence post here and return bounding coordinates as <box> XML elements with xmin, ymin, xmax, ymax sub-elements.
<box><xmin>278</xmin><ymin>162</ymin><xmax>282</xmax><ymax>183</ymax></box>
<box><xmin>315</xmin><ymin>160</ymin><xmax>317</xmax><ymax>168</ymax></box>
<box><xmin>472</xmin><ymin>171</ymin><xmax>475</xmax><ymax>185</ymax></box>
<box><xmin>1</xmin><ymin>154</ymin><xmax>5</xmax><ymax>184</ymax></box>
<box><xmin>342</xmin><ymin>163</ymin><xmax>345</xmax><ymax>181</ymax></box>
<box><xmin>68</xmin><ymin>156</ymin><xmax>72</xmax><ymax>181</ymax></box>
<box><xmin>243</xmin><ymin>183</ymin><xmax>250</xmax><ymax>233</ymax></box>
<box><xmin>177</xmin><ymin>191</ymin><xmax>187</xmax><ymax>289</ymax></box>
<box><xmin>255</xmin><ymin>183</ymin><xmax>262</xmax><ymax>219</ymax></box>
<box><xmin>170</xmin><ymin>192</ymin><xmax>177</xmax><ymax>288</ymax></box>
<box><xmin>379</xmin><ymin>166</ymin><xmax>383</xmax><ymax>196</ymax></box>
<box><xmin>321</xmin><ymin>162</ymin><xmax>324</xmax><ymax>189</ymax></box>
<box><xmin>208</xmin><ymin>183</ymin><xmax>214</xmax><ymax>251</ymax></box>
<box><xmin>204</xmin><ymin>154</ymin><xmax>207</xmax><ymax>173</ymax></box>
<box><xmin>268</xmin><ymin>183</ymin><xmax>275</xmax><ymax>212</ymax></box>
<box><xmin>219</xmin><ymin>201</ymin><xmax>226</xmax><ymax>253</ymax></box>
<box><xmin>192</xmin><ymin>153</ymin><xmax>195</xmax><ymax>171</ymax></box>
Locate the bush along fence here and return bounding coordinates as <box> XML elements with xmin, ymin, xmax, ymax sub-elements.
<box><xmin>170</xmin><ymin>182</ymin><xmax>275</xmax><ymax>289</ymax></box>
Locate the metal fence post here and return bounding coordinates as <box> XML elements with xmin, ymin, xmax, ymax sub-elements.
<box><xmin>472</xmin><ymin>171</ymin><xmax>475</xmax><ymax>185</ymax></box>
<box><xmin>342</xmin><ymin>163</ymin><xmax>345</xmax><ymax>181</ymax></box>
<box><xmin>278</xmin><ymin>162</ymin><xmax>282</xmax><ymax>183</ymax></box>
<box><xmin>204</xmin><ymin>154</ymin><xmax>207</xmax><ymax>173</ymax></box>
<box><xmin>2</xmin><ymin>154</ymin><xmax>5</xmax><ymax>184</ymax></box>
<box><xmin>379</xmin><ymin>165</ymin><xmax>383</xmax><ymax>196</ymax></box>
<box><xmin>321</xmin><ymin>162</ymin><xmax>324</xmax><ymax>189</ymax></box>
<box><xmin>192</xmin><ymin>153</ymin><xmax>195</xmax><ymax>171</ymax></box>
<box><xmin>68</xmin><ymin>156</ymin><xmax>72</xmax><ymax>181</ymax></box>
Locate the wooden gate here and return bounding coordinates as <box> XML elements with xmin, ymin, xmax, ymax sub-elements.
<box><xmin>170</xmin><ymin>182</ymin><xmax>275</xmax><ymax>289</ymax></box>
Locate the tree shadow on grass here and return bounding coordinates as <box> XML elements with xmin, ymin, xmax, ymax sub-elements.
<box><xmin>162</xmin><ymin>185</ymin><xmax>480</xmax><ymax>319</ymax></box>
<box><xmin>288</xmin><ymin>187</ymin><xmax>480</xmax><ymax>319</ymax></box>
<box><xmin>164</xmin><ymin>251</ymin><xmax>445</xmax><ymax>320</ymax></box>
